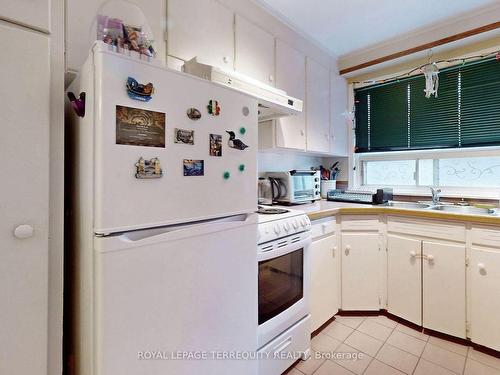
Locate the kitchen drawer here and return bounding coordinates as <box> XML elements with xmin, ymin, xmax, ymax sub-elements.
<box><xmin>471</xmin><ymin>227</ymin><xmax>500</xmax><ymax>249</ymax></box>
<box><xmin>258</xmin><ymin>316</ymin><xmax>310</xmax><ymax>375</ymax></box>
<box><xmin>387</xmin><ymin>216</ymin><xmax>465</xmax><ymax>242</ymax></box>
<box><xmin>341</xmin><ymin>215</ymin><xmax>379</xmax><ymax>231</ymax></box>
<box><xmin>311</xmin><ymin>217</ymin><xmax>336</xmax><ymax>239</ymax></box>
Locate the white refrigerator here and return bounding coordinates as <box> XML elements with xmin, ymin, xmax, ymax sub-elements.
<box><xmin>67</xmin><ymin>42</ymin><xmax>259</xmax><ymax>375</ymax></box>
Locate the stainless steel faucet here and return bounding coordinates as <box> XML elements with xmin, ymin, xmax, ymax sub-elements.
<box><xmin>430</xmin><ymin>187</ymin><xmax>442</xmax><ymax>206</ymax></box>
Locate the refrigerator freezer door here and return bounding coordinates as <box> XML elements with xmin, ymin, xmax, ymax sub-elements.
<box><xmin>92</xmin><ymin>46</ymin><xmax>258</xmax><ymax>234</ymax></box>
<box><xmin>93</xmin><ymin>214</ymin><xmax>258</xmax><ymax>375</ymax></box>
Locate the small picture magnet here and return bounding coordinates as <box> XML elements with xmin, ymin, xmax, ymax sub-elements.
<box><xmin>187</xmin><ymin>107</ymin><xmax>202</xmax><ymax>120</ymax></box>
<box><xmin>209</xmin><ymin>134</ymin><xmax>222</xmax><ymax>156</ymax></box>
<box><xmin>174</xmin><ymin>128</ymin><xmax>194</xmax><ymax>145</ymax></box>
<box><xmin>207</xmin><ymin>100</ymin><xmax>221</xmax><ymax>116</ymax></box>
<box><xmin>126</xmin><ymin>77</ymin><xmax>154</xmax><ymax>102</ymax></box>
<box><xmin>183</xmin><ymin>159</ymin><xmax>204</xmax><ymax>176</ymax></box>
<box><xmin>116</xmin><ymin>105</ymin><xmax>165</xmax><ymax>148</ymax></box>
<box><xmin>226</xmin><ymin>130</ymin><xmax>249</xmax><ymax>150</ymax></box>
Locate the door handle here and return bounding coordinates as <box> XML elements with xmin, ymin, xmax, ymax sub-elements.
<box><xmin>14</xmin><ymin>224</ymin><xmax>34</xmax><ymax>239</ymax></box>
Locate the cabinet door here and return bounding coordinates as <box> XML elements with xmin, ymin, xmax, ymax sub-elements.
<box><xmin>168</xmin><ymin>0</ymin><xmax>234</xmax><ymax>70</ymax></box>
<box><xmin>422</xmin><ymin>241</ymin><xmax>466</xmax><ymax>338</ymax></box>
<box><xmin>470</xmin><ymin>247</ymin><xmax>500</xmax><ymax>351</ymax></box>
<box><xmin>306</xmin><ymin>57</ymin><xmax>330</xmax><ymax>153</ymax></box>
<box><xmin>235</xmin><ymin>15</ymin><xmax>275</xmax><ymax>85</ymax></box>
<box><xmin>0</xmin><ymin>24</ymin><xmax>50</xmax><ymax>375</ymax></box>
<box><xmin>0</xmin><ymin>0</ymin><xmax>50</xmax><ymax>32</ymax></box>
<box><xmin>275</xmin><ymin>40</ymin><xmax>306</xmax><ymax>150</ymax></box>
<box><xmin>330</xmin><ymin>72</ymin><xmax>349</xmax><ymax>156</ymax></box>
<box><xmin>341</xmin><ymin>233</ymin><xmax>380</xmax><ymax>310</ymax></box>
<box><xmin>310</xmin><ymin>235</ymin><xmax>339</xmax><ymax>332</ymax></box>
<box><xmin>387</xmin><ymin>235</ymin><xmax>421</xmax><ymax>325</ymax></box>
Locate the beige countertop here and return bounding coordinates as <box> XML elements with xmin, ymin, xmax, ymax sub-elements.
<box><xmin>277</xmin><ymin>200</ymin><xmax>500</xmax><ymax>225</ymax></box>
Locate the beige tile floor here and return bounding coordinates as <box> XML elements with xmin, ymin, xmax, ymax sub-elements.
<box><xmin>286</xmin><ymin>314</ymin><xmax>500</xmax><ymax>375</ymax></box>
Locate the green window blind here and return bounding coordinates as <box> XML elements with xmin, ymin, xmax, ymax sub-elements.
<box><xmin>354</xmin><ymin>57</ymin><xmax>500</xmax><ymax>153</ymax></box>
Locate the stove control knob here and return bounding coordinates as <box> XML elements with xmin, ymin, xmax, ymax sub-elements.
<box><xmin>292</xmin><ymin>220</ymin><xmax>299</xmax><ymax>229</ymax></box>
<box><xmin>274</xmin><ymin>224</ymin><xmax>281</xmax><ymax>235</ymax></box>
<box><xmin>284</xmin><ymin>222</ymin><xmax>290</xmax><ymax>232</ymax></box>
<box><xmin>301</xmin><ymin>219</ymin><xmax>307</xmax><ymax>227</ymax></box>
<box><xmin>264</xmin><ymin>226</ymin><xmax>269</xmax><ymax>234</ymax></box>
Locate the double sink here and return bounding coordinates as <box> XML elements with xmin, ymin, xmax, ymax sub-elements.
<box><xmin>383</xmin><ymin>201</ymin><xmax>497</xmax><ymax>216</ymax></box>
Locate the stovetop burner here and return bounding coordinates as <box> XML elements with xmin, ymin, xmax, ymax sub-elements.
<box><xmin>257</xmin><ymin>207</ymin><xmax>290</xmax><ymax>215</ymax></box>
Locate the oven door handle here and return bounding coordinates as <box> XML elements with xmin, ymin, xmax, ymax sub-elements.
<box><xmin>258</xmin><ymin>237</ymin><xmax>311</xmax><ymax>262</ymax></box>
<box><xmin>272</xmin><ymin>336</ymin><xmax>293</xmax><ymax>354</ymax></box>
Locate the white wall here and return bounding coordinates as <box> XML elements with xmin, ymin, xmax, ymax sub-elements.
<box><xmin>258</xmin><ymin>152</ymin><xmax>323</xmax><ymax>173</ymax></box>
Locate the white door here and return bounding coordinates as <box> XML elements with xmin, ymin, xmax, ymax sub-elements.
<box><xmin>422</xmin><ymin>241</ymin><xmax>466</xmax><ymax>338</ymax></box>
<box><xmin>168</xmin><ymin>0</ymin><xmax>234</xmax><ymax>70</ymax></box>
<box><xmin>387</xmin><ymin>235</ymin><xmax>422</xmax><ymax>325</ymax></box>
<box><xmin>310</xmin><ymin>234</ymin><xmax>339</xmax><ymax>332</ymax></box>
<box><xmin>470</xmin><ymin>247</ymin><xmax>500</xmax><ymax>351</ymax></box>
<box><xmin>94</xmin><ymin>216</ymin><xmax>258</xmax><ymax>375</ymax></box>
<box><xmin>306</xmin><ymin>57</ymin><xmax>330</xmax><ymax>153</ymax></box>
<box><xmin>0</xmin><ymin>0</ymin><xmax>50</xmax><ymax>32</ymax></box>
<box><xmin>235</xmin><ymin>15</ymin><xmax>275</xmax><ymax>85</ymax></box>
<box><xmin>341</xmin><ymin>233</ymin><xmax>380</xmax><ymax>310</ymax></box>
<box><xmin>275</xmin><ymin>40</ymin><xmax>306</xmax><ymax>150</ymax></box>
<box><xmin>0</xmin><ymin>23</ymin><xmax>50</xmax><ymax>375</ymax></box>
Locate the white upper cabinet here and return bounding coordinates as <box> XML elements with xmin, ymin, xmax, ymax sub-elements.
<box><xmin>330</xmin><ymin>71</ymin><xmax>349</xmax><ymax>156</ymax></box>
<box><xmin>0</xmin><ymin>0</ymin><xmax>50</xmax><ymax>32</ymax></box>
<box><xmin>235</xmin><ymin>15</ymin><xmax>275</xmax><ymax>85</ymax></box>
<box><xmin>274</xmin><ymin>40</ymin><xmax>306</xmax><ymax>150</ymax></box>
<box><xmin>306</xmin><ymin>57</ymin><xmax>330</xmax><ymax>153</ymax></box>
<box><xmin>168</xmin><ymin>0</ymin><xmax>234</xmax><ymax>70</ymax></box>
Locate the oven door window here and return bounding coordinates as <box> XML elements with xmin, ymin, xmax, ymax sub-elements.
<box><xmin>258</xmin><ymin>249</ymin><xmax>303</xmax><ymax>325</ymax></box>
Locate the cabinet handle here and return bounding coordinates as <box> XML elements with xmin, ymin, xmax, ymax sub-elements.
<box><xmin>269</xmin><ymin>75</ymin><xmax>274</xmax><ymax>82</ymax></box>
<box><xmin>14</xmin><ymin>224</ymin><xmax>34</xmax><ymax>239</ymax></box>
<box><xmin>332</xmin><ymin>246</ymin><xmax>337</xmax><ymax>258</ymax></box>
<box><xmin>409</xmin><ymin>251</ymin><xmax>417</xmax><ymax>258</ymax></box>
<box><xmin>222</xmin><ymin>56</ymin><xmax>229</xmax><ymax>64</ymax></box>
<box><xmin>300</xmin><ymin>130</ymin><xmax>305</xmax><ymax>136</ymax></box>
<box><xmin>478</xmin><ymin>263</ymin><xmax>486</xmax><ymax>274</ymax></box>
<box><xmin>424</xmin><ymin>254</ymin><xmax>435</xmax><ymax>263</ymax></box>
<box><xmin>345</xmin><ymin>245</ymin><xmax>351</xmax><ymax>255</ymax></box>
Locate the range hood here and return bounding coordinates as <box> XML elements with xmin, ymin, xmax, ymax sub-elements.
<box><xmin>183</xmin><ymin>58</ymin><xmax>303</xmax><ymax>121</ymax></box>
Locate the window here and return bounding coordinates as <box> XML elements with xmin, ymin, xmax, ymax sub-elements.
<box><xmin>362</xmin><ymin>154</ymin><xmax>500</xmax><ymax>188</ymax></box>
<box><xmin>355</xmin><ymin>57</ymin><xmax>500</xmax><ymax>153</ymax></box>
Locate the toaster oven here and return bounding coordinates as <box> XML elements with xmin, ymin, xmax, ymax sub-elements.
<box><xmin>265</xmin><ymin>170</ymin><xmax>321</xmax><ymax>204</ymax></box>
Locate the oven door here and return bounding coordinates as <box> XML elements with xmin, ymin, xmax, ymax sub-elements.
<box><xmin>257</xmin><ymin>234</ymin><xmax>311</xmax><ymax>347</ymax></box>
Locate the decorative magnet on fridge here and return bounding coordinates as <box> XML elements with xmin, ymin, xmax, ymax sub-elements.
<box><xmin>183</xmin><ymin>159</ymin><xmax>204</xmax><ymax>176</ymax></box>
<box><xmin>186</xmin><ymin>107</ymin><xmax>202</xmax><ymax>120</ymax></box>
<box><xmin>207</xmin><ymin>100</ymin><xmax>221</xmax><ymax>116</ymax></box>
<box><xmin>226</xmin><ymin>131</ymin><xmax>249</xmax><ymax>150</ymax></box>
<box><xmin>209</xmin><ymin>134</ymin><xmax>222</xmax><ymax>156</ymax></box>
<box><xmin>67</xmin><ymin>92</ymin><xmax>86</xmax><ymax>117</ymax></box>
<box><xmin>174</xmin><ymin>128</ymin><xmax>195</xmax><ymax>145</ymax></box>
<box><xmin>135</xmin><ymin>157</ymin><xmax>163</xmax><ymax>179</ymax></box>
<box><xmin>126</xmin><ymin>77</ymin><xmax>154</xmax><ymax>102</ymax></box>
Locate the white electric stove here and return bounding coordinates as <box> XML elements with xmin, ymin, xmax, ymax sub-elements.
<box><xmin>256</xmin><ymin>207</ymin><xmax>312</xmax><ymax>375</ymax></box>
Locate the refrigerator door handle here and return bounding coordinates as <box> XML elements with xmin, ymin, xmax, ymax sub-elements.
<box><xmin>95</xmin><ymin>214</ymin><xmax>257</xmax><ymax>252</ymax></box>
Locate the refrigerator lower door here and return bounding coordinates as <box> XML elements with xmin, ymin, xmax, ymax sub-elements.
<box><xmin>93</xmin><ymin>214</ymin><xmax>258</xmax><ymax>375</ymax></box>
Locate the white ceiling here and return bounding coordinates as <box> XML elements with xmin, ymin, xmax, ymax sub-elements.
<box><xmin>256</xmin><ymin>0</ymin><xmax>499</xmax><ymax>57</ymax></box>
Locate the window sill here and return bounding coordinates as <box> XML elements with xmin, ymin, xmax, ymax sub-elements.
<box><xmin>355</xmin><ymin>185</ymin><xmax>500</xmax><ymax>201</ymax></box>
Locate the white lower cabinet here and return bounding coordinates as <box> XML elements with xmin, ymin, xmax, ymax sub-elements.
<box><xmin>341</xmin><ymin>232</ymin><xmax>380</xmax><ymax>310</ymax></box>
<box><xmin>387</xmin><ymin>234</ymin><xmax>422</xmax><ymax>325</ymax></box>
<box><xmin>470</xmin><ymin>246</ymin><xmax>500</xmax><ymax>351</ymax></box>
<box><xmin>422</xmin><ymin>240</ymin><xmax>466</xmax><ymax>338</ymax></box>
<box><xmin>310</xmin><ymin>234</ymin><xmax>339</xmax><ymax>332</ymax></box>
